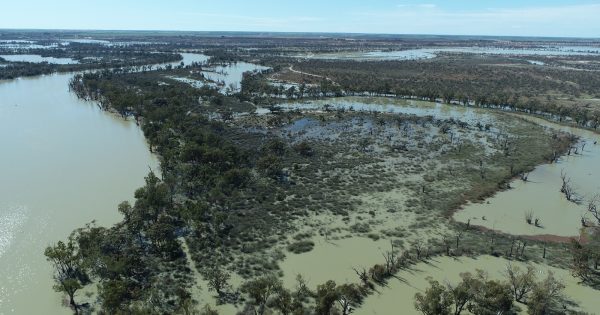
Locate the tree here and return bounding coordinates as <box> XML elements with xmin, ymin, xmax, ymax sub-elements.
<box><xmin>382</xmin><ymin>241</ymin><xmax>397</xmax><ymax>275</ymax></box>
<box><xmin>336</xmin><ymin>283</ymin><xmax>363</xmax><ymax>315</ymax></box>
<box><xmin>241</xmin><ymin>274</ymin><xmax>282</xmax><ymax>315</ymax></box>
<box><xmin>587</xmin><ymin>194</ymin><xmax>600</xmax><ymax>224</ymax></box>
<box><xmin>414</xmin><ymin>278</ymin><xmax>452</xmax><ymax>315</ymax></box>
<box><xmin>447</xmin><ymin>275</ymin><xmax>473</xmax><ymax>315</ymax></box>
<box><xmin>315</xmin><ymin>280</ymin><xmax>339</xmax><ymax>315</ymax></box>
<box><xmin>560</xmin><ymin>170</ymin><xmax>576</xmax><ymax>202</ymax></box>
<box><xmin>292</xmin><ymin>274</ymin><xmax>313</xmax><ymax>303</ymax></box>
<box><xmin>133</xmin><ymin>171</ymin><xmax>171</xmax><ymax>224</ymax></box>
<box><xmin>570</xmin><ymin>239</ymin><xmax>592</xmax><ymax>281</ymax></box>
<box><xmin>174</xmin><ymin>287</ymin><xmax>197</xmax><ymax>315</ymax></box>
<box><xmin>44</xmin><ymin>239</ymin><xmax>89</xmax><ymax>314</ymax></box>
<box><xmin>369</xmin><ymin>264</ymin><xmax>387</xmax><ymax>283</ymax></box>
<box><xmin>206</xmin><ymin>266</ymin><xmax>230</xmax><ymax>298</ymax></box>
<box><xmin>98</xmin><ymin>279</ymin><xmax>133</xmax><ymax>313</ymax></box>
<box><xmin>270</xmin><ymin>287</ymin><xmax>294</xmax><ymax>315</ymax></box>
<box><xmin>505</xmin><ymin>264</ymin><xmax>537</xmax><ymax>303</ymax></box>
<box><xmin>353</xmin><ymin>267</ymin><xmax>371</xmax><ymax>288</ymax></box>
<box><xmin>527</xmin><ymin>272</ymin><xmax>565</xmax><ymax>315</ymax></box>
<box><xmin>464</xmin><ymin>271</ymin><xmax>513</xmax><ymax>315</ymax></box>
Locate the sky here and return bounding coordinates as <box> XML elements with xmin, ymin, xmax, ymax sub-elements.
<box><xmin>1</xmin><ymin>0</ymin><xmax>600</xmax><ymax>37</ymax></box>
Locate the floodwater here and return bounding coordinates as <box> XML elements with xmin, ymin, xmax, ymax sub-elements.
<box><xmin>280</xmin><ymin>236</ymin><xmax>394</xmax><ymax>289</ymax></box>
<box><xmin>0</xmin><ymin>73</ymin><xmax>159</xmax><ymax>313</ymax></box>
<box><xmin>170</xmin><ymin>55</ymin><xmax>269</xmax><ymax>93</ymax></box>
<box><xmin>275</xmin><ymin>97</ymin><xmax>600</xmax><ymax>237</ymax></box>
<box><xmin>273</xmin><ymin>97</ymin><xmax>599</xmax><ymax>312</ymax></box>
<box><xmin>202</xmin><ymin>62</ymin><xmax>269</xmax><ymax>92</ymax></box>
<box><xmin>300</xmin><ymin>45</ymin><xmax>600</xmax><ymax>61</ymax></box>
<box><xmin>177</xmin><ymin>53</ymin><xmax>210</xmax><ymax>66</ymax></box>
<box><xmin>0</xmin><ymin>40</ymin><xmax>57</xmax><ymax>50</ymax></box>
<box><xmin>455</xmin><ymin>114</ymin><xmax>600</xmax><ymax>237</ymax></box>
<box><xmin>275</xmin><ymin>97</ymin><xmax>497</xmax><ymax>125</ymax></box>
<box><xmin>0</xmin><ymin>54</ymin><xmax>79</xmax><ymax>65</ymax></box>
<box><xmin>357</xmin><ymin>255</ymin><xmax>600</xmax><ymax>315</ymax></box>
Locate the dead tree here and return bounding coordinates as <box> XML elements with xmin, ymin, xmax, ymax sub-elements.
<box><xmin>443</xmin><ymin>236</ymin><xmax>452</xmax><ymax>256</ymax></box>
<box><xmin>353</xmin><ymin>267</ymin><xmax>370</xmax><ymax>288</ymax></box>
<box><xmin>520</xmin><ymin>241</ymin><xmax>527</xmax><ymax>259</ymax></box>
<box><xmin>525</xmin><ymin>210</ymin><xmax>534</xmax><ymax>225</ymax></box>
<box><xmin>560</xmin><ymin>170</ymin><xmax>576</xmax><ymax>202</ymax></box>
<box><xmin>382</xmin><ymin>241</ymin><xmax>397</xmax><ymax>275</ymax></box>
<box><xmin>413</xmin><ymin>240</ymin><xmax>424</xmax><ymax>260</ymax></box>
<box><xmin>455</xmin><ymin>231</ymin><xmax>464</xmax><ymax>251</ymax></box>
<box><xmin>508</xmin><ymin>237</ymin><xmax>517</xmax><ymax>257</ymax></box>
<box><xmin>551</xmin><ymin>151</ymin><xmax>558</xmax><ymax>163</ymax></box>
<box><xmin>479</xmin><ymin>160</ymin><xmax>486</xmax><ymax>179</ymax></box>
<box><xmin>543</xmin><ymin>242</ymin><xmax>547</xmax><ymax>259</ymax></box>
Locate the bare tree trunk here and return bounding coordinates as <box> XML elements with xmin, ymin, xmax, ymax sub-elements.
<box><xmin>543</xmin><ymin>242</ymin><xmax>547</xmax><ymax>259</ymax></box>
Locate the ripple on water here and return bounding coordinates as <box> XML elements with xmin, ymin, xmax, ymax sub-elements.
<box><xmin>0</xmin><ymin>204</ymin><xmax>28</xmax><ymax>258</ymax></box>
<box><xmin>0</xmin><ymin>204</ymin><xmax>29</xmax><ymax>311</ymax></box>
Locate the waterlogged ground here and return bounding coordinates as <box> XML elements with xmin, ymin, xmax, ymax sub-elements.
<box><xmin>357</xmin><ymin>255</ymin><xmax>600</xmax><ymax>315</ymax></box>
<box><xmin>274</xmin><ymin>97</ymin><xmax>497</xmax><ymax>126</ymax></box>
<box><xmin>297</xmin><ymin>45</ymin><xmax>600</xmax><ymax>61</ymax></box>
<box><xmin>271</xmin><ymin>97</ymin><xmax>599</xmax><ymax>239</ymax></box>
<box><xmin>202</xmin><ymin>62</ymin><xmax>269</xmax><ymax>92</ymax></box>
<box><xmin>216</xmin><ymin>97</ymin><xmax>572</xmax><ymax>311</ymax></box>
<box><xmin>3</xmin><ymin>48</ymin><xmax>598</xmax><ymax>313</ymax></box>
<box><xmin>0</xmin><ymin>54</ymin><xmax>79</xmax><ymax>64</ymax></box>
<box><xmin>455</xmin><ymin>114</ymin><xmax>600</xmax><ymax>238</ymax></box>
<box><xmin>161</xmin><ymin>54</ymin><xmax>269</xmax><ymax>93</ymax></box>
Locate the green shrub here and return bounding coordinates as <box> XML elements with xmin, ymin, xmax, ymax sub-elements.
<box><xmin>287</xmin><ymin>240</ymin><xmax>315</xmax><ymax>254</ymax></box>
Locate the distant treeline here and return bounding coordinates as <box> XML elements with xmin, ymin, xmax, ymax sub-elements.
<box><xmin>0</xmin><ymin>51</ymin><xmax>181</xmax><ymax>80</ymax></box>
<box><xmin>251</xmin><ymin>55</ymin><xmax>600</xmax><ymax>129</ymax></box>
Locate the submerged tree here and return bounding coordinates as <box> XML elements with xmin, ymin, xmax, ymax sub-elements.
<box><xmin>44</xmin><ymin>238</ymin><xmax>90</xmax><ymax>314</ymax></box>
<box><xmin>241</xmin><ymin>274</ymin><xmax>282</xmax><ymax>315</ymax></box>
<box><xmin>414</xmin><ymin>278</ymin><xmax>452</xmax><ymax>315</ymax></box>
<box><xmin>505</xmin><ymin>264</ymin><xmax>536</xmax><ymax>303</ymax></box>
<box><xmin>560</xmin><ymin>170</ymin><xmax>577</xmax><ymax>202</ymax></box>
<box><xmin>570</xmin><ymin>239</ymin><xmax>592</xmax><ymax>281</ymax></box>
<box><xmin>587</xmin><ymin>194</ymin><xmax>600</xmax><ymax>224</ymax></box>
<box><xmin>315</xmin><ymin>280</ymin><xmax>339</xmax><ymax>315</ymax></box>
<box><xmin>527</xmin><ymin>272</ymin><xmax>565</xmax><ymax>315</ymax></box>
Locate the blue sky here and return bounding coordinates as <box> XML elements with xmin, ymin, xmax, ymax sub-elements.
<box><xmin>1</xmin><ymin>0</ymin><xmax>600</xmax><ymax>37</ymax></box>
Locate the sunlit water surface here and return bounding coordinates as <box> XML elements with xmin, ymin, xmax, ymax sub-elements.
<box><xmin>0</xmin><ymin>71</ymin><xmax>160</xmax><ymax>314</ymax></box>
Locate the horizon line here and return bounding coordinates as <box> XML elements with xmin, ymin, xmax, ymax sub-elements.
<box><xmin>1</xmin><ymin>28</ymin><xmax>599</xmax><ymax>40</ymax></box>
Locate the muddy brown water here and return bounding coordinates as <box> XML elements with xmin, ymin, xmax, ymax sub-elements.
<box><xmin>0</xmin><ymin>53</ymin><xmax>262</xmax><ymax>314</ymax></box>
<box><xmin>2</xmin><ymin>71</ymin><xmax>596</xmax><ymax>313</ymax></box>
<box><xmin>273</xmin><ymin>98</ymin><xmax>600</xmax><ymax>314</ymax></box>
<box><xmin>275</xmin><ymin>97</ymin><xmax>600</xmax><ymax>238</ymax></box>
<box><xmin>0</xmin><ymin>72</ymin><xmax>159</xmax><ymax>314</ymax></box>
<box><xmin>455</xmin><ymin>114</ymin><xmax>600</xmax><ymax>238</ymax></box>
<box><xmin>357</xmin><ymin>255</ymin><xmax>600</xmax><ymax>315</ymax></box>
